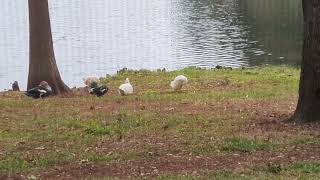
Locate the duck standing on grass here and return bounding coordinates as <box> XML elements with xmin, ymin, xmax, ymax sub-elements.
<box><xmin>171</xmin><ymin>75</ymin><xmax>188</xmax><ymax>91</ymax></box>
<box><xmin>25</xmin><ymin>81</ymin><xmax>53</xmax><ymax>99</ymax></box>
<box><xmin>119</xmin><ymin>78</ymin><xmax>133</xmax><ymax>96</ymax></box>
<box><xmin>89</xmin><ymin>81</ymin><xmax>108</xmax><ymax>97</ymax></box>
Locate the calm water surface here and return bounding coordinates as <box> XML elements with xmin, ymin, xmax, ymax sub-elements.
<box><xmin>0</xmin><ymin>0</ymin><xmax>302</xmax><ymax>90</ymax></box>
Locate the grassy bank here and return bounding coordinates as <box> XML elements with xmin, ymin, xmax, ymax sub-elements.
<box><xmin>0</xmin><ymin>66</ymin><xmax>319</xmax><ymax>179</ymax></box>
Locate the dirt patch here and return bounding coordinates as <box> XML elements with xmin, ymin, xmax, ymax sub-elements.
<box><xmin>93</xmin><ymin>134</ymin><xmax>183</xmax><ymax>155</ymax></box>
<box><xmin>240</xmin><ymin>99</ymin><xmax>320</xmax><ymax>138</ymax></box>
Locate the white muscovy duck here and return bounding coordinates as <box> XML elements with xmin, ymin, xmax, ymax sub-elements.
<box><xmin>89</xmin><ymin>81</ymin><xmax>108</xmax><ymax>97</ymax></box>
<box><xmin>170</xmin><ymin>75</ymin><xmax>188</xmax><ymax>91</ymax></box>
<box><xmin>25</xmin><ymin>81</ymin><xmax>53</xmax><ymax>98</ymax></box>
<box><xmin>118</xmin><ymin>78</ymin><xmax>133</xmax><ymax>96</ymax></box>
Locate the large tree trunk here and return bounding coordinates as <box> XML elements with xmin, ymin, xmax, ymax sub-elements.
<box><xmin>292</xmin><ymin>0</ymin><xmax>320</xmax><ymax>122</ymax></box>
<box><xmin>28</xmin><ymin>0</ymin><xmax>70</xmax><ymax>94</ymax></box>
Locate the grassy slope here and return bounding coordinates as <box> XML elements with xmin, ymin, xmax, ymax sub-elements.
<box><xmin>0</xmin><ymin>66</ymin><xmax>319</xmax><ymax>179</ymax></box>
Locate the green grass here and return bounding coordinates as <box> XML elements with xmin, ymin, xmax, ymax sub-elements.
<box><xmin>205</xmin><ymin>170</ymin><xmax>250</xmax><ymax>180</ymax></box>
<box><xmin>101</xmin><ymin>65</ymin><xmax>299</xmax><ymax>102</ymax></box>
<box><xmin>0</xmin><ymin>153</ymin><xmax>74</xmax><ymax>173</ymax></box>
<box><xmin>157</xmin><ymin>161</ymin><xmax>320</xmax><ymax>180</ymax></box>
<box><xmin>291</xmin><ymin>161</ymin><xmax>320</xmax><ymax>173</ymax></box>
<box><xmin>221</xmin><ymin>137</ymin><xmax>275</xmax><ymax>152</ymax></box>
<box><xmin>157</xmin><ymin>175</ymin><xmax>198</xmax><ymax>180</ymax></box>
<box><xmin>0</xmin><ymin>66</ymin><xmax>318</xmax><ymax>179</ymax></box>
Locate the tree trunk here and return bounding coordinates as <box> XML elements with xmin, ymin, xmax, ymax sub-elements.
<box><xmin>292</xmin><ymin>0</ymin><xmax>320</xmax><ymax>122</ymax></box>
<box><xmin>28</xmin><ymin>0</ymin><xmax>70</xmax><ymax>94</ymax></box>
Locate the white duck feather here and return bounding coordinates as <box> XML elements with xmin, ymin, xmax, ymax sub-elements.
<box><xmin>119</xmin><ymin>78</ymin><xmax>133</xmax><ymax>95</ymax></box>
<box><xmin>170</xmin><ymin>75</ymin><xmax>188</xmax><ymax>91</ymax></box>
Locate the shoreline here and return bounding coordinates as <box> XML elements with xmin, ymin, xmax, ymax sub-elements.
<box><xmin>0</xmin><ymin>64</ymin><xmax>298</xmax><ymax>93</ymax></box>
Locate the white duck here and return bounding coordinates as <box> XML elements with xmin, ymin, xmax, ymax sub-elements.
<box><xmin>83</xmin><ymin>76</ymin><xmax>100</xmax><ymax>87</ymax></box>
<box><xmin>119</xmin><ymin>78</ymin><xmax>133</xmax><ymax>95</ymax></box>
<box><xmin>171</xmin><ymin>75</ymin><xmax>188</xmax><ymax>91</ymax></box>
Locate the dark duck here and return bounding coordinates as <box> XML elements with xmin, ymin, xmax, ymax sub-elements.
<box><xmin>25</xmin><ymin>81</ymin><xmax>53</xmax><ymax>98</ymax></box>
<box><xmin>12</xmin><ymin>81</ymin><xmax>20</xmax><ymax>91</ymax></box>
<box><xmin>89</xmin><ymin>81</ymin><xmax>108</xmax><ymax>97</ymax></box>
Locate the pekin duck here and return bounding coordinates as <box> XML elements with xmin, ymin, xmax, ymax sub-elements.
<box><xmin>170</xmin><ymin>75</ymin><xmax>188</xmax><ymax>91</ymax></box>
<box><xmin>118</xmin><ymin>78</ymin><xmax>133</xmax><ymax>96</ymax></box>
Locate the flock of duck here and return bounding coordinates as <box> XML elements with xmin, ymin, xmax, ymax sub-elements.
<box><xmin>21</xmin><ymin>75</ymin><xmax>188</xmax><ymax>99</ymax></box>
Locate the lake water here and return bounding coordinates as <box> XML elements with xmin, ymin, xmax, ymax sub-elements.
<box><xmin>0</xmin><ymin>0</ymin><xmax>302</xmax><ymax>90</ymax></box>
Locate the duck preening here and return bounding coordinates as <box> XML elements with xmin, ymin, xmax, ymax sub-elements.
<box><xmin>171</xmin><ymin>75</ymin><xmax>188</xmax><ymax>91</ymax></box>
<box><xmin>25</xmin><ymin>81</ymin><xmax>53</xmax><ymax>99</ymax></box>
<box><xmin>83</xmin><ymin>76</ymin><xmax>100</xmax><ymax>87</ymax></box>
<box><xmin>89</xmin><ymin>81</ymin><xmax>108</xmax><ymax>97</ymax></box>
<box><xmin>118</xmin><ymin>78</ymin><xmax>133</xmax><ymax>96</ymax></box>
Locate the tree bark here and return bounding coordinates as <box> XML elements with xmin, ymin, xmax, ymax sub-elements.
<box><xmin>292</xmin><ymin>0</ymin><xmax>320</xmax><ymax>122</ymax></box>
<box><xmin>28</xmin><ymin>0</ymin><xmax>70</xmax><ymax>94</ymax></box>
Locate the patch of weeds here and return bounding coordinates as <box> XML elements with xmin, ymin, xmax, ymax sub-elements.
<box><xmin>86</xmin><ymin>153</ymin><xmax>120</xmax><ymax>163</ymax></box>
<box><xmin>31</xmin><ymin>153</ymin><xmax>74</xmax><ymax>168</ymax></box>
<box><xmin>85</xmin><ymin>126</ymin><xmax>112</xmax><ymax>136</ymax></box>
<box><xmin>188</xmin><ymin>142</ymin><xmax>220</xmax><ymax>154</ymax></box>
<box><xmin>266</xmin><ymin>162</ymin><xmax>283</xmax><ymax>174</ymax></box>
<box><xmin>63</xmin><ymin>109</ymin><xmax>156</xmax><ymax>139</ymax></box>
<box><xmin>142</xmin><ymin>90</ymin><xmax>162</xmax><ymax>100</ymax></box>
<box><xmin>64</xmin><ymin>119</ymin><xmax>111</xmax><ymax>136</ymax></box>
<box><xmin>86</xmin><ymin>151</ymin><xmax>138</xmax><ymax>163</ymax></box>
<box><xmin>63</xmin><ymin>117</ymin><xmax>87</xmax><ymax>129</ymax></box>
<box><xmin>0</xmin><ymin>157</ymin><xmax>29</xmax><ymax>173</ymax></box>
<box><xmin>90</xmin><ymin>177</ymin><xmax>120</xmax><ymax>180</ymax></box>
<box><xmin>109</xmin><ymin>110</ymin><xmax>147</xmax><ymax>139</ymax></box>
<box><xmin>250</xmin><ymin>161</ymin><xmax>320</xmax><ymax>179</ymax></box>
<box><xmin>205</xmin><ymin>170</ymin><xmax>248</xmax><ymax>180</ymax></box>
<box><xmin>113</xmin><ymin>110</ymin><xmax>143</xmax><ymax>130</ymax></box>
<box><xmin>291</xmin><ymin>161</ymin><xmax>320</xmax><ymax>173</ymax></box>
<box><xmin>171</xmin><ymin>114</ymin><xmax>249</xmax><ymax>154</ymax></box>
<box><xmin>290</xmin><ymin>135</ymin><xmax>320</xmax><ymax>145</ymax></box>
<box><xmin>0</xmin><ymin>153</ymin><xmax>73</xmax><ymax>173</ymax></box>
<box><xmin>157</xmin><ymin>174</ymin><xmax>198</xmax><ymax>180</ymax></box>
<box><xmin>221</xmin><ymin>137</ymin><xmax>274</xmax><ymax>152</ymax></box>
